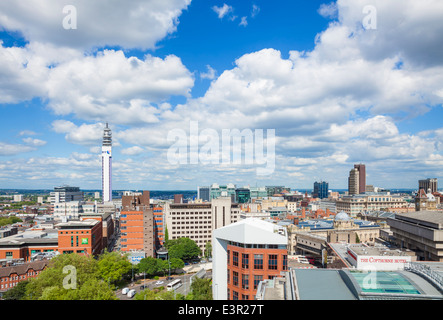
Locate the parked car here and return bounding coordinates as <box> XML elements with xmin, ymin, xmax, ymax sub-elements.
<box><xmin>155</xmin><ymin>281</ymin><xmax>164</xmax><ymax>285</ymax></box>
<box><xmin>122</xmin><ymin>287</ymin><xmax>129</xmax><ymax>295</ymax></box>
<box><xmin>127</xmin><ymin>289</ymin><xmax>136</xmax><ymax>298</ymax></box>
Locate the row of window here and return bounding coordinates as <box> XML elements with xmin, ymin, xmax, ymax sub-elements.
<box><xmin>171</xmin><ymin>216</ymin><xmax>211</xmax><ymax>220</ymax></box>
<box><xmin>228</xmin><ymin>241</ymin><xmax>286</xmax><ymax>250</ymax></box>
<box><xmin>170</xmin><ymin>211</ymin><xmax>211</xmax><ymax>215</ymax></box>
<box><xmin>1</xmin><ymin>270</ymin><xmax>41</xmax><ymax>283</ymax></box>
<box><xmin>228</xmin><ymin>272</ymin><xmax>263</xmax><ymax>290</ymax></box>
<box><xmin>60</xmin><ymin>231</ymin><xmax>90</xmax><ymax>234</ymax></box>
<box><xmin>62</xmin><ymin>250</ymin><xmax>85</xmax><ymax>254</ymax></box>
<box><xmin>171</xmin><ymin>232</ymin><xmax>210</xmax><ymax>238</ymax></box>
<box><xmin>228</xmin><ymin>251</ymin><xmax>287</xmax><ymax>271</ymax></box>
<box><xmin>172</xmin><ymin>225</ymin><xmax>211</xmax><ymax>229</ymax></box>
<box><xmin>5</xmin><ymin>250</ymin><xmax>54</xmax><ymax>258</ymax></box>
<box><xmin>170</xmin><ymin>236</ymin><xmax>210</xmax><ymax>244</ymax></box>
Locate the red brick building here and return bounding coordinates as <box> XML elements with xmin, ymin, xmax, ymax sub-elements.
<box><xmin>153</xmin><ymin>207</ymin><xmax>164</xmax><ymax>250</ymax></box>
<box><xmin>120</xmin><ymin>191</ymin><xmax>154</xmax><ymax>257</ymax></box>
<box><xmin>0</xmin><ymin>260</ymin><xmax>49</xmax><ymax>297</ymax></box>
<box><xmin>0</xmin><ymin>230</ymin><xmax>59</xmax><ymax>263</ymax></box>
<box><xmin>0</xmin><ymin>219</ymin><xmax>104</xmax><ymax>262</ymax></box>
<box><xmin>226</xmin><ymin>243</ymin><xmax>288</xmax><ymax>300</ymax></box>
<box><xmin>57</xmin><ymin>220</ymin><xmax>103</xmax><ymax>256</ymax></box>
<box><xmin>213</xmin><ymin>218</ymin><xmax>288</xmax><ymax>300</ymax></box>
<box><xmin>79</xmin><ymin>212</ymin><xmax>115</xmax><ymax>252</ymax></box>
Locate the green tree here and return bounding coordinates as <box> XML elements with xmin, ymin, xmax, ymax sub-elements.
<box><xmin>24</xmin><ymin>253</ymin><xmax>117</xmax><ymax>300</ymax></box>
<box><xmin>97</xmin><ymin>251</ymin><xmax>132</xmax><ymax>287</ymax></box>
<box><xmin>168</xmin><ymin>237</ymin><xmax>201</xmax><ymax>261</ymax></box>
<box><xmin>137</xmin><ymin>256</ymin><xmax>160</xmax><ymax>277</ymax></box>
<box><xmin>0</xmin><ymin>216</ymin><xmax>22</xmax><ymax>227</ymax></box>
<box><xmin>170</xmin><ymin>257</ymin><xmax>184</xmax><ymax>272</ymax></box>
<box><xmin>164</xmin><ymin>225</ymin><xmax>169</xmax><ymax>244</ymax></box>
<box><xmin>187</xmin><ymin>278</ymin><xmax>212</xmax><ymax>300</ymax></box>
<box><xmin>157</xmin><ymin>259</ymin><xmax>170</xmax><ymax>277</ymax></box>
<box><xmin>135</xmin><ymin>287</ymin><xmax>185</xmax><ymax>300</ymax></box>
<box><xmin>2</xmin><ymin>280</ymin><xmax>29</xmax><ymax>300</ymax></box>
<box><xmin>204</xmin><ymin>242</ymin><xmax>212</xmax><ymax>259</ymax></box>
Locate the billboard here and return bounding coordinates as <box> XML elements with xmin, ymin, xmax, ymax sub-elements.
<box><xmin>128</xmin><ymin>252</ymin><xmax>146</xmax><ymax>265</ymax></box>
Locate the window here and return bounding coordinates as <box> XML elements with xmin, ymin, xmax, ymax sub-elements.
<box><xmin>233</xmin><ymin>271</ymin><xmax>238</xmax><ymax>286</ymax></box>
<box><xmin>232</xmin><ymin>291</ymin><xmax>238</xmax><ymax>300</ymax></box>
<box><xmin>254</xmin><ymin>275</ymin><xmax>263</xmax><ymax>289</ymax></box>
<box><xmin>254</xmin><ymin>254</ymin><xmax>263</xmax><ymax>270</ymax></box>
<box><xmin>242</xmin><ymin>253</ymin><xmax>249</xmax><ymax>269</ymax></box>
<box><xmin>268</xmin><ymin>254</ymin><xmax>278</xmax><ymax>270</ymax></box>
<box><xmin>283</xmin><ymin>255</ymin><xmax>288</xmax><ymax>271</ymax></box>
<box><xmin>6</xmin><ymin>252</ymin><xmax>13</xmax><ymax>258</ymax></box>
<box><xmin>242</xmin><ymin>274</ymin><xmax>249</xmax><ymax>290</ymax></box>
<box><xmin>232</xmin><ymin>251</ymin><xmax>239</xmax><ymax>267</ymax></box>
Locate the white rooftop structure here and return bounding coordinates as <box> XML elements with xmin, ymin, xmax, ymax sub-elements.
<box><xmin>213</xmin><ymin>218</ymin><xmax>287</xmax><ymax>245</ymax></box>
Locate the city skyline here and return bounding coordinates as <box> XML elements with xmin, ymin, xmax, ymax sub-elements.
<box><xmin>1</xmin><ymin>0</ymin><xmax>443</xmax><ymax>191</ymax></box>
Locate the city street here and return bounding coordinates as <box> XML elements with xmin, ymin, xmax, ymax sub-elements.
<box><xmin>115</xmin><ymin>272</ymin><xmax>201</xmax><ymax>300</ymax></box>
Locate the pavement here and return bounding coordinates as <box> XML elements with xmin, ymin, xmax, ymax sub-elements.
<box><xmin>183</xmin><ymin>262</ymin><xmax>212</xmax><ymax>273</ymax></box>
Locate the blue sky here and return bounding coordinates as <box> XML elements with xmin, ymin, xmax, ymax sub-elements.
<box><xmin>0</xmin><ymin>0</ymin><xmax>443</xmax><ymax>191</ymax></box>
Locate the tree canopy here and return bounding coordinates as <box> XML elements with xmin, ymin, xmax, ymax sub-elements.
<box><xmin>22</xmin><ymin>253</ymin><xmax>127</xmax><ymax>300</ymax></box>
<box><xmin>166</xmin><ymin>237</ymin><xmax>201</xmax><ymax>261</ymax></box>
<box><xmin>188</xmin><ymin>278</ymin><xmax>213</xmax><ymax>300</ymax></box>
<box><xmin>134</xmin><ymin>286</ymin><xmax>185</xmax><ymax>300</ymax></box>
<box><xmin>97</xmin><ymin>251</ymin><xmax>132</xmax><ymax>286</ymax></box>
<box><xmin>137</xmin><ymin>256</ymin><xmax>184</xmax><ymax>277</ymax></box>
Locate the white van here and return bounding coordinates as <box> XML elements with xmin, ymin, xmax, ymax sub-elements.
<box><xmin>127</xmin><ymin>289</ymin><xmax>136</xmax><ymax>298</ymax></box>
<box><xmin>122</xmin><ymin>287</ymin><xmax>129</xmax><ymax>295</ymax></box>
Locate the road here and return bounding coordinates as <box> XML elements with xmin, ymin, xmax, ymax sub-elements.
<box><xmin>115</xmin><ymin>272</ymin><xmax>199</xmax><ymax>300</ymax></box>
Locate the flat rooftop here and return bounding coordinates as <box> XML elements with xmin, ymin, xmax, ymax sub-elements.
<box><xmin>293</xmin><ymin>268</ymin><xmax>443</xmax><ymax>300</ymax></box>
<box><xmin>56</xmin><ymin>220</ymin><xmax>99</xmax><ymax>228</ymax></box>
<box><xmin>394</xmin><ymin>211</ymin><xmax>443</xmax><ymax>229</ymax></box>
<box><xmin>0</xmin><ymin>229</ymin><xmax>59</xmax><ymax>246</ymax></box>
<box><xmin>349</xmin><ymin>244</ymin><xmax>413</xmax><ymax>257</ymax></box>
<box><xmin>294</xmin><ymin>269</ymin><xmax>357</xmax><ymax>300</ymax></box>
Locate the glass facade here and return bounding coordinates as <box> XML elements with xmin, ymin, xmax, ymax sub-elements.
<box><xmin>235</xmin><ymin>188</ymin><xmax>251</xmax><ymax>203</ymax></box>
<box><xmin>313</xmin><ymin>181</ymin><xmax>329</xmax><ymax>199</ymax></box>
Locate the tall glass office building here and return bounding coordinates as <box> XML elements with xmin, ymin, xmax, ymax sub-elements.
<box><xmin>313</xmin><ymin>181</ymin><xmax>329</xmax><ymax>199</ymax></box>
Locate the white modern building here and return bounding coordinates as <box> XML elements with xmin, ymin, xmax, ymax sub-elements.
<box><xmin>13</xmin><ymin>195</ymin><xmax>23</xmax><ymax>202</ymax></box>
<box><xmin>49</xmin><ymin>186</ymin><xmax>84</xmax><ymax>204</ymax></box>
<box><xmin>53</xmin><ymin>201</ymin><xmax>84</xmax><ymax>220</ymax></box>
<box><xmin>164</xmin><ymin>197</ymin><xmax>240</xmax><ymax>252</ymax></box>
<box><xmin>101</xmin><ymin>123</ymin><xmax>112</xmax><ymax>203</ymax></box>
